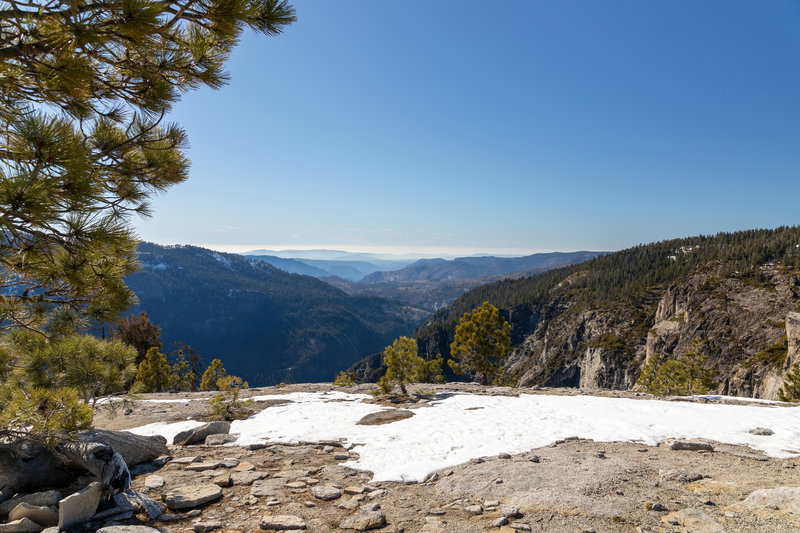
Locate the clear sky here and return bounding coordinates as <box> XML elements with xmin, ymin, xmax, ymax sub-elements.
<box><xmin>134</xmin><ymin>0</ymin><xmax>800</xmax><ymax>257</ymax></box>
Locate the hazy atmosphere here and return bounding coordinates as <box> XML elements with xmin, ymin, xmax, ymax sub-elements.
<box><xmin>134</xmin><ymin>0</ymin><xmax>800</xmax><ymax>256</ymax></box>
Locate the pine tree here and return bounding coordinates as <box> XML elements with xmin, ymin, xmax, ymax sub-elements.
<box><xmin>112</xmin><ymin>313</ymin><xmax>163</xmax><ymax>365</ymax></box>
<box><xmin>779</xmin><ymin>363</ymin><xmax>800</xmax><ymax>402</ymax></box>
<box><xmin>134</xmin><ymin>347</ymin><xmax>172</xmax><ymax>393</ymax></box>
<box><xmin>448</xmin><ymin>302</ymin><xmax>512</xmax><ymax>385</ymax></box>
<box><xmin>0</xmin><ymin>0</ymin><xmax>295</xmax><ymax>334</ymax></box>
<box><xmin>200</xmin><ymin>359</ymin><xmax>228</xmax><ymax>391</ymax></box>
<box><xmin>378</xmin><ymin>336</ymin><xmax>424</xmax><ymax>395</ymax></box>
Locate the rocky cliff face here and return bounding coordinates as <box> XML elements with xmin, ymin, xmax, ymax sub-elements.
<box><xmin>508</xmin><ymin>266</ymin><xmax>800</xmax><ymax>399</ymax></box>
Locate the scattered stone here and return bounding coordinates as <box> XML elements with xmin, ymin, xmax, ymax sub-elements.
<box><xmin>210</xmin><ymin>470</ymin><xmax>230</xmax><ymax>487</ymax></box>
<box><xmin>501</xmin><ymin>505</ymin><xmax>520</xmax><ymax>518</ymax></box>
<box><xmin>470</xmin><ymin>457</ymin><xmax>485</xmax><ymax>464</ymax></box>
<box><xmin>528</xmin><ymin>455</ymin><xmax>540</xmax><ymax>463</ymax></box>
<box><xmin>323</xmin><ymin>446</ymin><xmax>335</xmax><ymax>453</ymax></box>
<box><xmin>0</xmin><ymin>492</ymin><xmax>61</xmax><ymax>516</ymax></box>
<box><xmin>311</xmin><ymin>485</ymin><xmax>341</xmax><ymax>501</ymax></box>
<box><xmin>360</xmin><ymin>503</ymin><xmax>380</xmax><ymax>512</ymax></box>
<box><xmin>648</xmin><ymin>503</ymin><xmax>668</xmax><ymax>512</ymax></box>
<box><xmin>668</xmin><ymin>440</ymin><xmax>714</xmax><ymax>452</ymax></box>
<box><xmin>338</xmin><ymin>499</ymin><xmax>360</xmax><ymax>510</ymax></box>
<box><xmin>171</xmin><ymin>456</ymin><xmax>203</xmax><ymax>464</ymax></box>
<box><xmin>185</xmin><ymin>461</ymin><xmax>223</xmax><ymax>472</ymax></box>
<box><xmin>285</xmin><ymin>481</ymin><xmax>307</xmax><ymax>489</ymax></box>
<box><xmin>259</xmin><ymin>514</ymin><xmax>306</xmax><ymax>530</ymax></box>
<box><xmin>144</xmin><ymin>475</ymin><xmax>165</xmax><ymax>489</ymax></box>
<box><xmin>484</xmin><ymin>500</ymin><xmax>500</xmax><ymax>508</ymax></box>
<box><xmin>464</xmin><ymin>504</ymin><xmax>483</xmax><ymax>515</ymax></box>
<box><xmin>163</xmin><ymin>484</ymin><xmax>222</xmax><ymax>510</ymax></box>
<box><xmin>344</xmin><ymin>486</ymin><xmax>365</xmax><ymax>495</ymax></box>
<box><xmin>333</xmin><ymin>452</ymin><xmax>350</xmax><ymax>460</ymax></box>
<box><xmin>509</xmin><ymin>522</ymin><xmax>532</xmax><ymax>531</ymax></box>
<box><xmin>220</xmin><ymin>457</ymin><xmax>239</xmax><ymax>468</ymax></box>
<box><xmin>493</xmin><ymin>517</ymin><xmax>509</xmax><ymax>527</ymax></box>
<box><xmin>192</xmin><ymin>521</ymin><xmax>222</xmax><ymax>532</ymax></box>
<box><xmin>205</xmin><ymin>434</ymin><xmax>238</xmax><ymax>446</ymax></box>
<box><xmin>233</xmin><ymin>461</ymin><xmax>256</xmax><ymax>472</ymax></box>
<box><xmin>250</xmin><ymin>478</ymin><xmax>284</xmax><ymax>498</ymax></box>
<box><xmin>187</xmin><ymin>509</ymin><xmax>202</xmax><ymax>518</ymax></box>
<box><xmin>595</xmin><ymin>452</ymin><xmax>607</xmax><ymax>459</ymax></box>
<box><xmin>339</xmin><ymin>510</ymin><xmax>386</xmax><ymax>531</ymax></box>
<box><xmin>357</xmin><ymin>410</ymin><xmax>415</xmax><ymax>425</ymax></box>
<box><xmin>367</xmin><ymin>489</ymin><xmax>386</xmax><ymax>499</ymax></box>
<box><xmin>304</xmin><ymin>501</ymin><xmax>316</xmax><ymax>508</ymax></box>
<box><xmin>247</xmin><ymin>443</ymin><xmax>267</xmax><ymax>450</ymax></box>
<box><xmin>497</xmin><ymin>452</ymin><xmax>511</xmax><ymax>459</ymax></box>
<box><xmin>8</xmin><ymin>503</ymin><xmax>58</xmax><ymax>526</ymax></box>
<box><xmin>0</xmin><ymin>518</ymin><xmax>43</xmax><ymax>533</ymax></box>
<box><xmin>113</xmin><ymin>490</ymin><xmax>165</xmax><ymax>520</ymax></box>
<box><xmin>749</xmin><ymin>427</ymin><xmax>774</xmax><ymax>436</ymax></box>
<box><xmin>173</xmin><ymin>421</ymin><xmax>231</xmax><ymax>446</ymax></box>
<box><xmin>157</xmin><ymin>513</ymin><xmax>186</xmax><ymax>521</ymax></box>
<box><xmin>58</xmin><ymin>481</ymin><xmax>103</xmax><ymax>530</ymax></box>
<box><xmin>231</xmin><ymin>471</ymin><xmax>269</xmax><ymax>485</ymax></box>
<box><xmin>659</xmin><ymin>469</ymin><xmax>704</xmax><ymax>482</ymax></box>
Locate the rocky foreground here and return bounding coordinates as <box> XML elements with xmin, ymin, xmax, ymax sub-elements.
<box><xmin>2</xmin><ymin>384</ymin><xmax>799</xmax><ymax>533</ymax></box>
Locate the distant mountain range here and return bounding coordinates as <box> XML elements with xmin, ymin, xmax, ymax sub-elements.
<box><xmin>126</xmin><ymin>243</ymin><xmax>428</xmax><ymax>385</ymax></box>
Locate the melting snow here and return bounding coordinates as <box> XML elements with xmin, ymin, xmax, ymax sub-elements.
<box><xmin>127</xmin><ymin>391</ymin><xmax>800</xmax><ymax>483</ymax></box>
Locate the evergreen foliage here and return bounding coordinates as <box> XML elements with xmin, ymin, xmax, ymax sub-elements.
<box><xmin>334</xmin><ymin>371</ymin><xmax>356</xmax><ymax>387</ymax></box>
<box><xmin>448</xmin><ymin>302</ymin><xmax>512</xmax><ymax>385</ymax></box>
<box><xmin>0</xmin><ymin>0</ymin><xmax>295</xmax><ymax>334</ymax></box>
<box><xmin>635</xmin><ymin>340</ymin><xmax>717</xmax><ymax>396</ymax></box>
<box><xmin>200</xmin><ymin>358</ymin><xmax>227</xmax><ymax>391</ymax></box>
<box><xmin>112</xmin><ymin>312</ymin><xmax>163</xmax><ymax>365</ymax></box>
<box><xmin>208</xmin><ymin>375</ymin><xmax>252</xmax><ymax>421</ymax></box>
<box><xmin>134</xmin><ymin>346</ymin><xmax>172</xmax><ymax>393</ymax></box>
<box><xmin>779</xmin><ymin>363</ymin><xmax>800</xmax><ymax>402</ymax></box>
<box><xmin>378</xmin><ymin>336</ymin><xmax>424</xmax><ymax>395</ymax></box>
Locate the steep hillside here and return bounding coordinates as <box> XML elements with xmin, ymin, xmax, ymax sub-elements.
<box><xmin>353</xmin><ymin>227</ymin><xmax>800</xmax><ymax>399</ymax></box>
<box><xmin>361</xmin><ymin>251</ymin><xmax>604</xmax><ymax>282</ymax></box>
<box><xmin>127</xmin><ymin>243</ymin><xmax>428</xmax><ymax>385</ymax></box>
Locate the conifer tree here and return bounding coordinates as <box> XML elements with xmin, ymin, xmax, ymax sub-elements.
<box><xmin>200</xmin><ymin>358</ymin><xmax>227</xmax><ymax>391</ymax></box>
<box><xmin>448</xmin><ymin>302</ymin><xmax>512</xmax><ymax>385</ymax></box>
<box><xmin>134</xmin><ymin>347</ymin><xmax>172</xmax><ymax>393</ymax></box>
<box><xmin>378</xmin><ymin>336</ymin><xmax>424</xmax><ymax>395</ymax></box>
<box><xmin>112</xmin><ymin>313</ymin><xmax>163</xmax><ymax>365</ymax></box>
<box><xmin>0</xmin><ymin>0</ymin><xmax>295</xmax><ymax>334</ymax></box>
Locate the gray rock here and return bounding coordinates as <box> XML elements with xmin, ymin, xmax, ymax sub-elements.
<box><xmin>233</xmin><ymin>461</ymin><xmax>255</xmax><ymax>472</ymax></box>
<box><xmin>0</xmin><ymin>492</ymin><xmax>61</xmax><ymax>516</ymax></box>
<box><xmin>509</xmin><ymin>522</ymin><xmax>531</xmax><ymax>531</ymax></box>
<box><xmin>96</xmin><ymin>527</ymin><xmax>163</xmax><ymax>533</ymax></box>
<box><xmin>250</xmin><ymin>478</ymin><xmax>284</xmax><ymax>498</ymax></box>
<box><xmin>360</xmin><ymin>503</ymin><xmax>380</xmax><ymax>512</ymax></box>
<box><xmin>193</xmin><ymin>521</ymin><xmax>222</xmax><ymax>532</ymax></box>
<box><xmin>205</xmin><ymin>434</ymin><xmax>238</xmax><ymax>446</ymax></box>
<box><xmin>220</xmin><ymin>457</ymin><xmax>240</xmax><ymax>468</ymax></box>
<box><xmin>185</xmin><ymin>461</ymin><xmax>223</xmax><ymax>471</ymax></box>
<box><xmin>258</xmin><ymin>514</ymin><xmax>306</xmax><ymax>530</ymax></box>
<box><xmin>356</xmin><ymin>410</ymin><xmax>414</xmax><ymax>425</ymax></box>
<box><xmin>8</xmin><ymin>503</ymin><xmax>58</xmax><ymax>526</ymax></box>
<box><xmin>58</xmin><ymin>482</ymin><xmax>103</xmax><ymax>530</ymax></box>
<box><xmin>668</xmin><ymin>440</ymin><xmax>714</xmax><ymax>452</ymax></box>
<box><xmin>649</xmin><ymin>502</ymin><xmax>668</xmax><ymax>512</ymax></box>
<box><xmin>213</xmin><ymin>472</ymin><xmax>232</xmax><ymax>487</ymax></box>
<box><xmin>493</xmin><ymin>517</ymin><xmax>509</xmax><ymax>527</ymax></box>
<box><xmin>0</xmin><ymin>518</ymin><xmax>43</xmax><ymax>533</ymax></box>
<box><xmin>171</xmin><ymin>456</ymin><xmax>203</xmax><ymax>464</ymax></box>
<box><xmin>112</xmin><ymin>490</ymin><xmax>164</xmax><ymax>519</ymax></box>
<box><xmin>311</xmin><ymin>486</ymin><xmax>341</xmax><ymax>501</ymax></box>
<box><xmin>528</xmin><ymin>455</ymin><xmax>540</xmax><ymax>463</ymax></box>
<box><xmin>339</xmin><ymin>510</ymin><xmax>386</xmax><ymax>531</ymax></box>
<box><xmin>144</xmin><ymin>475</ymin><xmax>165</xmax><ymax>489</ymax></box>
<box><xmin>464</xmin><ymin>504</ymin><xmax>482</xmax><ymax>515</ymax></box>
<box><xmin>231</xmin><ymin>471</ymin><xmax>269</xmax><ymax>485</ymax></box>
<box><xmin>337</xmin><ymin>499</ymin><xmax>359</xmax><ymax>510</ymax></box>
<box><xmin>163</xmin><ymin>484</ymin><xmax>222</xmax><ymax>510</ymax></box>
<box><xmin>730</xmin><ymin>486</ymin><xmax>800</xmax><ymax>515</ymax></box>
<box><xmin>333</xmin><ymin>453</ymin><xmax>350</xmax><ymax>460</ymax></box>
<box><xmin>749</xmin><ymin>427</ymin><xmax>774</xmax><ymax>436</ymax></box>
<box><xmin>497</xmin><ymin>453</ymin><xmax>511</xmax><ymax>459</ymax></box>
<box><xmin>500</xmin><ymin>505</ymin><xmax>520</xmax><ymax>518</ymax></box>
<box><xmin>173</xmin><ymin>421</ymin><xmax>231</xmax><ymax>446</ymax></box>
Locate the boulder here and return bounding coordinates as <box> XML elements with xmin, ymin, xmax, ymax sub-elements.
<box><xmin>163</xmin><ymin>484</ymin><xmax>222</xmax><ymax>510</ymax></box>
<box><xmin>205</xmin><ymin>434</ymin><xmax>238</xmax><ymax>446</ymax></box>
<box><xmin>0</xmin><ymin>518</ymin><xmax>43</xmax><ymax>533</ymax></box>
<box><xmin>310</xmin><ymin>486</ymin><xmax>341</xmax><ymax>501</ymax></box>
<box><xmin>340</xmin><ymin>510</ymin><xmax>386</xmax><ymax>531</ymax></box>
<box><xmin>258</xmin><ymin>514</ymin><xmax>306</xmax><ymax>530</ymax></box>
<box><xmin>8</xmin><ymin>503</ymin><xmax>57</xmax><ymax>526</ymax></box>
<box><xmin>112</xmin><ymin>489</ymin><xmax>164</xmax><ymax>519</ymax></box>
<box><xmin>0</xmin><ymin>492</ymin><xmax>61</xmax><ymax>516</ymax></box>
<box><xmin>57</xmin><ymin>482</ymin><xmax>103</xmax><ymax>530</ymax></box>
<box><xmin>173</xmin><ymin>422</ymin><xmax>231</xmax><ymax>446</ymax></box>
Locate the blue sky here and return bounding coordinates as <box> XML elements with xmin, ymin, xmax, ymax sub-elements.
<box><xmin>134</xmin><ymin>0</ymin><xmax>800</xmax><ymax>256</ymax></box>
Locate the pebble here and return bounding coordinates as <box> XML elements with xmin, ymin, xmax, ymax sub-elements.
<box><xmin>311</xmin><ymin>486</ymin><xmax>342</xmax><ymax>501</ymax></box>
<box><xmin>464</xmin><ymin>504</ymin><xmax>483</xmax><ymax>515</ymax></box>
<box><xmin>501</xmin><ymin>505</ymin><xmax>520</xmax><ymax>518</ymax></box>
<box><xmin>193</xmin><ymin>521</ymin><xmax>222</xmax><ymax>532</ymax></box>
<box><xmin>493</xmin><ymin>517</ymin><xmax>509</xmax><ymax>527</ymax></box>
<box><xmin>528</xmin><ymin>455</ymin><xmax>540</xmax><ymax>463</ymax></box>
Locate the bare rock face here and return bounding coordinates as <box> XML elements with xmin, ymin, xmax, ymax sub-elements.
<box><xmin>786</xmin><ymin>312</ymin><xmax>800</xmax><ymax>368</ymax></box>
<box><xmin>163</xmin><ymin>484</ymin><xmax>222</xmax><ymax>510</ymax></box>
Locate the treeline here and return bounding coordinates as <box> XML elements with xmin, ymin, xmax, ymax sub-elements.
<box><xmin>416</xmin><ymin>226</ymin><xmax>800</xmax><ymax>355</ymax></box>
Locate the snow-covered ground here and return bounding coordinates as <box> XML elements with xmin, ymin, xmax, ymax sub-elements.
<box><xmin>128</xmin><ymin>391</ymin><xmax>800</xmax><ymax>483</ymax></box>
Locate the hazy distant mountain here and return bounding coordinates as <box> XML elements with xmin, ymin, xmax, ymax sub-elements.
<box><xmin>127</xmin><ymin>243</ymin><xmax>428</xmax><ymax>385</ymax></box>
<box><xmin>241</xmin><ymin>255</ymin><xmax>330</xmax><ymax>277</ymax></box>
<box><xmin>361</xmin><ymin>251</ymin><xmax>605</xmax><ymax>283</ymax></box>
<box><xmin>244</xmin><ymin>250</ymin><xmax>416</xmax><ymax>280</ymax></box>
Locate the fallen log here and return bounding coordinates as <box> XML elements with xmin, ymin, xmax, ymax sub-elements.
<box><xmin>0</xmin><ymin>430</ymin><xmax>166</xmax><ymax>506</ymax></box>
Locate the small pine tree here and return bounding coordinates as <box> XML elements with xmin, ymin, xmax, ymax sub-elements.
<box><xmin>380</xmin><ymin>337</ymin><xmax>424</xmax><ymax>395</ymax></box>
<box><xmin>448</xmin><ymin>302</ymin><xmax>512</xmax><ymax>385</ymax></box>
<box><xmin>680</xmin><ymin>338</ymin><xmax>717</xmax><ymax>395</ymax></box>
<box><xmin>170</xmin><ymin>351</ymin><xmax>195</xmax><ymax>392</ymax></box>
<box><xmin>200</xmin><ymin>359</ymin><xmax>228</xmax><ymax>391</ymax></box>
<box><xmin>208</xmin><ymin>375</ymin><xmax>252</xmax><ymax>421</ymax></box>
<box><xmin>134</xmin><ymin>347</ymin><xmax>173</xmax><ymax>393</ymax></box>
<box><xmin>635</xmin><ymin>353</ymin><xmax>665</xmax><ymax>394</ymax></box>
<box><xmin>334</xmin><ymin>371</ymin><xmax>355</xmax><ymax>387</ymax></box>
<box><xmin>779</xmin><ymin>363</ymin><xmax>800</xmax><ymax>402</ymax></box>
<box><xmin>417</xmin><ymin>355</ymin><xmax>446</xmax><ymax>384</ymax></box>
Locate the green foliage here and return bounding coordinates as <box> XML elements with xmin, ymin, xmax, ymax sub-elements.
<box><xmin>0</xmin><ymin>0</ymin><xmax>295</xmax><ymax>334</ymax></box>
<box><xmin>134</xmin><ymin>347</ymin><xmax>172</xmax><ymax>393</ymax></box>
<box><xmin>208</xmin><ymin>375</ymin><xmax>252</xmax><ymax>421</ymax></box>
<box><xmin>379</xmin><ymin>337</ymin><xmax>423</xmax><ymax>395</ymax></box>
<box><xmin>170</xmin><ymin>354</ymin><xmax>195</xmax><ymax>392</ymax></box>
<box><xmin>448</xmin><ymin>302</ymin><xmax>512</xmax><ymax>385</ymax></box>
<box><xmin>746</xmin><ymin>336</ymin><xmax>788</xmax><ymax>369</ymax></box>
<box><xmin>200</xmin><ymin>359</ymin><xmax>228</xmax><ymax>391</ymax></box>
<box><xmin>417</xmin><ymin>356</ymin><xmax>446</xmax><ymax>384</ymax></box>
<box><xmin>779</xmin><ymin>363</ymin><xmax>800</xmax><ymax>402</ymax></box>
<box><xmin>334</xmin><ymin>371</ymin><xmax>355</xmax><ymax>387</ymax></box>
<box><xmin>0</xmin><ymin>386</ymin><xmax>93</xmax><ymax>443</ymax></box>
<box><xmin>636</xmin><ymin>340</ymin><xmax>717</xmax><ymax>396</ymax></box>
<box><xmin>112</xmin><ymin>312</ymin><xmax>163</xmax><ymax>365</ymax></box>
